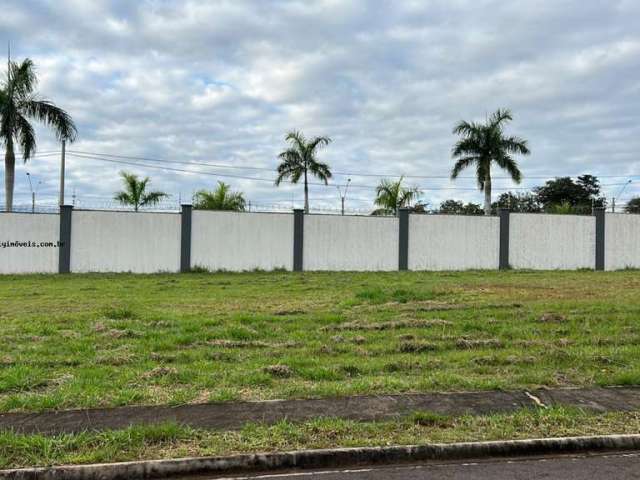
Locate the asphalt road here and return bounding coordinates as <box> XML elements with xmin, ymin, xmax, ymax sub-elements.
<box><xmin>202</xmin><ymin>451</ymin><xmax>640</xmax><ymax>479</ymax></box>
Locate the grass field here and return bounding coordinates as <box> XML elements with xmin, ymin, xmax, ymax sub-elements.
<box><xmin>1</xmin><ymin>270</ymin><xmax>639</xmax><ymax>413</ymax></box>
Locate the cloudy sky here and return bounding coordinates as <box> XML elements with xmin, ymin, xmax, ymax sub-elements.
<box><xmin>2</xmin><ymin>0</ymin><xmax>640</xmax><ymax>212</ymax></box>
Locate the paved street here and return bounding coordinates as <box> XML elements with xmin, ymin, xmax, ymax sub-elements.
<box><xmin>202</xmin><ymin>451</ymin><xmax>640</xmax><ymax>479</ymax></box>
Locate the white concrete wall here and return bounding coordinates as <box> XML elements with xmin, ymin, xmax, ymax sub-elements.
<box><xmin>509</xmin><ymin>213</ymin><xmax>595</xmax><ymax>269</ymax></box>
<box><xmin>303</xmin><ymin>215</ymin><xmax>398</xmax><ymax>271</ymax></box>
<box><xmin>70</xmin><ymin>210</ymin><xmax>181</xmax><ymax>273</ymax></box>
<box><xmin>605</xmin><ymin>213</ymin><xmax>640</xmax><ymax>270</ymax></box>
<box><xmin>191</xmin><ymin>211</ymin><xmax>293</xmax><ymax>271</ymax></box>
<box><xmin>409</xmin><ymin>215</ymin><xmax>499</xmax><ymax>270</ymax></box>
<box><xmin>0</xmin><ymin>213</ymin><xmax>59</xmax><ymax>273</ymax></box>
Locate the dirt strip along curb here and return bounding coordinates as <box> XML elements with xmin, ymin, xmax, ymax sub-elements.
<box><xmin>2</xmin><ymin>434</ymin><xmax>640</xmax><ymax>480</ymax></box>
<box><xmin>2</xmin><ymin>387</ymin><xmax>640</xmax><ymax>436</ymax></box>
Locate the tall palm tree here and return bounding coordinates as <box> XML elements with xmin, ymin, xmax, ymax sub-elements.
<box><xmin>450</xmin><ymin>109</ymin><xmax>530</xmax><ymax>215</ymax></box>
<box><xmin>1</xmin><ymin>58</ymin><xmax>76</xmax><ymax>211</ymax></box>
<box><xmin>114</xmin><ymin>171</ymin><xmax>167</xmax><ymax>212</ymax></box>
<box><xmin>372</xmin><ymin>177</ymin><xmax>421</xmax><ymax>215</ymax></box>
<box><xmin>275</xmin><ymin>130</ymin><xmax>332</xmax><ymax>213</ymax></box>
<box><xmin>193</xmin><ymin>181</ymin><xmax>246</xmax><ymax>211</ymax></box>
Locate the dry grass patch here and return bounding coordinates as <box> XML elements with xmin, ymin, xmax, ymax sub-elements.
<box><xmin>398</xmin><ymin>340</ymin><xmax>439</xmax><ymax>353</ymax></box>
<box><xmin>539</xmin><ymin>312</ymin><xmax>567</xmax><ymax>322</ymax></box>
<box><xmin>142</xmin><ymin>367</ymin><xmax>178</xmax><ymax>380</ymax></box>
<box><xmin>206</xmin><ymin>339</ymin><xmax>299</xmax><ymax>349</ymax></box>
<box><xmin>325</xmin><ymin>318</ymin><xmax>452</xmax><ymax>332</ymax></box>
<box><xmin>455</xmin><ymin>338</ymin><xmax>504</xmax><ymax>349</ymax></box>
<box><xmin>263</xmin><ymin>365</ymin><xmax>293</xmax><ymax>378</ymax></box>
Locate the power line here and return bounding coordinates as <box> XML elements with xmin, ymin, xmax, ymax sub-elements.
<box><xmin>63</xmin><ymin>149</ymin><xmax>640</xmax><ymax>181</ymax></box>
<box><xmin>66</xmin><ymin>152</ymin><xmax>636</xmax><ymax>193</ymax></box>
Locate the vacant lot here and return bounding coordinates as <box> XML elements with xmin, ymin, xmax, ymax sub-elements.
<box><xmin>1</xmin><ymin>271</ymin><xmax>639</xmax><ymax>412</ymax></box>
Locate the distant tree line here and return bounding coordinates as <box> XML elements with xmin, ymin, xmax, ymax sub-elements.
<box><xmin>437</xmin><ymin>174</ymin><xmax>610</xmax><ymax>215</ymax></box>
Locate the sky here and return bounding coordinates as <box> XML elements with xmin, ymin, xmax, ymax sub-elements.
<box><xmin>1</xmin><ymin>0</ymin><xmax>640</xmax><ymax>212</ymax></box>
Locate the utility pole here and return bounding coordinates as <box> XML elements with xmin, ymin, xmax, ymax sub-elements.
<box><xmin>337</xmin><ymin>178</ymin><xmax>351</xmax><ymax>215</ymax></box>
<box><xmin>59</xmin><ymin>140</ymin><xmax>66</xmax><ymax>207</ymax></box>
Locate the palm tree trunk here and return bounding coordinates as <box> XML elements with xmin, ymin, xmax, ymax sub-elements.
<box><xmin>4</xmin><ymin>139</ymin><xmax>15</xmax><ymax>212</ymax></box>
<box><xmin>484</xmin><ymin>170</ymin><xmax>492</xmax><ymax>216</ymax></box>
<box><xmin>303</xmin><ymin>168</ymin><xmax>309</xmax><ymax>214</ymax></box>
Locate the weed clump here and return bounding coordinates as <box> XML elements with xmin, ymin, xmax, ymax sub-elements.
<box><xmin>398</xmin><ymin>340</ymin><xmax>438</xmax><ymax>353</ymax></box>
<box><xmin>263</xmin><ymin>365</ymin><xmax>293</xmax><ymax>378</ymax></box>
<box><xmin>539</xmin><ymin>313</ymin><xmax>567</xmax><ymax>323</ymax></box>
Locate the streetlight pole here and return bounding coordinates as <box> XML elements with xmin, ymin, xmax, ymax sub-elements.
<box><xmin>26</xmin><ymin>172</ymin><xmax>42</xmax><ymax>213</ymax></box>
<box><xmin>337</xmin><ymin>178</ymin><xmax>351</xmax><ymax>215</ymax></box>
<box><xmin>26</xmin><ymin>172</ymin><xmax>34</xmax><ymax>213</ymax></box>
<box><xmin>612</xmin><ymin>179</ymin><xmax>632</xmax><ymax>213</ymax></box>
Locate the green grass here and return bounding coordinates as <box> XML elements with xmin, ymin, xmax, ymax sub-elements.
<box><xmin>2</xmin><ymin>407</ymin><xmax>640</xmax><ymax>469</ymax></box>
<box><xmin>0</xmin><ymin>270</ymin><xmax>639</xmax><ymax>412</ymax></box>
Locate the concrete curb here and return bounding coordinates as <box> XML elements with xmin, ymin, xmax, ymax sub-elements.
<box><xmin>2</xmin><ymin>434</ymin><xmax>640</xmax><ymax>480</ymax></box>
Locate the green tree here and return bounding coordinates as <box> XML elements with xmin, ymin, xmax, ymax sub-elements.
<box><xmin>1</xmin><ymin>58</ymin><xmax>76</xmax><ymax>211</ymax></box>
<box><xmin>438</xmin><ymin>199</ymin><xmax>483</xmax><ymax>215</ymax></box>
<box><xmin>372</xmin><ymin>177</ymin><xmax>421</xmax><ymax>215</ymax></box>
<box><xmin>275</xmin><ymin>131</ymin><xmax>332</xmax><ymax>213</ymax></box>
<box><xmin>547</xmin><ymin>201</ymin><xmax>574</xmax><ymax>215</ymax></box>
<box><xmin>625</xmin><ymin>197</ymin><xmax>640</xmax><ymax>214</ymax></box>
<box><xmin>450</xmin><ymin>109</ymin><xmax>530</xmax><ymax>216</ymax></box>
<box><xmin>193</xmin><ymin>181</ymin><xmax>246</xmax><ymax>211</ymax></box>
<box><xmin>534</xmin><ymin>175</ymin><xmax>605</xmax><ymax>213</ymax></box>
<box><xmin>492</xmin><ymin>191</ymin><xmax>542</xmax><ymax>213</ymax></box>
<box><xmin>114</xmin><ymin>171</ymin><xmax>167</xmax><ymax>212</ymax></box>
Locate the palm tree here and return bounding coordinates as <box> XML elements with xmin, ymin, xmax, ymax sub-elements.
<box><xmin>1</xmin><ymin>58</ymin><xmax>76</xmax><ymax>211</ymax></box>
<box><xmin>114</xmin><ymin>171</ymin><xmax>167</xmax><ymax>212</ymax></box>
<box><xmin>372</xmin><ymin>177</ymin><xmax>421</xmax><ymax>215</ymax></box>
<box><xmin>275</xmin><ymin>130</ymin><xmax>332</xmax><ymax>213</ymax></box>
<box><xmin>450</xmin><ymin>109</ymin><xmax>530</xmax><ymax>215</ymax></box>
<box><xmin>193</xmin><ymin>181</ymin><xmax>246</xmax><ymax>211</ymax></box>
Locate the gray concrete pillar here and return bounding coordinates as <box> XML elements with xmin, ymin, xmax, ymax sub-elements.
<box><xmin>180</xmin><ymin>204</ymin><xmax>192</xmax><ymax>273</ymax></box>
<box><xmin>398</xmin><ymin>208</ymin><xmax>409</xmax><ymax>271</ymax></box>
<box><xmin>58</xmin><ymin>205</ymin><xmax>73</xmax><ymax>273</ymax></box>
<box><xmin>499</xmin><ymin>208</ymin><xmax>510</xmax><ymax>270</ymax></box>
<box><xmin>594</xmin><ymin>207</ymin><xmax>605</xmax><ymax>271</ymax></box>
<box><xmin>293</xmin><ymin>209</ymin><xmax>304</xmax><ymax>272</ymax></box>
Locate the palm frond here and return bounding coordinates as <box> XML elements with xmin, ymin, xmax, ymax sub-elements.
<box><xmin>489</xmin><ymin>108</ymin><xmax>513</xmax><ymax>128</ymax></box>
<box><xmin>497</xmin><ymin>154</ymin><xmax>523</xmax><ymax>183</ymax></box>
<box><xmin>450</xmin><ymin>156</ymin><xmax>478</xmax><ymax>179</ymax></box>
<box><xmin>307</xmin><ymin>135</ymin><xmax>331</xmax><ymax>152</ymax></box>
<box><xmin>452</xmin><ymin>120</ymin><xmax>479</xmax><ymax>136</ymax></box>
<box><xmin>8</xmin><ymin>59</ymin><xmax>37</xmax><ymax>98</ymax></box>
<box><xmin>114</xmin><ymin>191</ymin><xmax>133</xmax><ymax>205</ymax></box>
<box><xmin>193</xmin><ymin>182</ymin><xmax>245</xmax><ymax>211</ymax></box>
<box><xmin>20</xmin><ymin>99</ymin><xmax>77</xmax><ymax>141</ymax></box>
<box><xmin>501</xmin><ymin>135</ymin><xmax>530</xmax><ymax>155</ymax></box>
<box><xmin>308</xmin><ymin>160</ymin><xmax>332</xmax><ymax>184</ymax></box>
<box><xmin>285</xmin><ymin>130</ymin><xmax>306</xmax><ymax>152</ymax></box>
<box><xmin>15</xmin><ymin>113</ymin><xmax>36</xmax><ymax>161</ymax></box>
<box><xmin>140</xmin><ymin>191</ymin><xmax>168</xmax><ymax>207</ymax></box>
<box><xmin>452</xmin><ymin>137</ymin><xmax>483</xmax><ymax>158</ymax></box>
